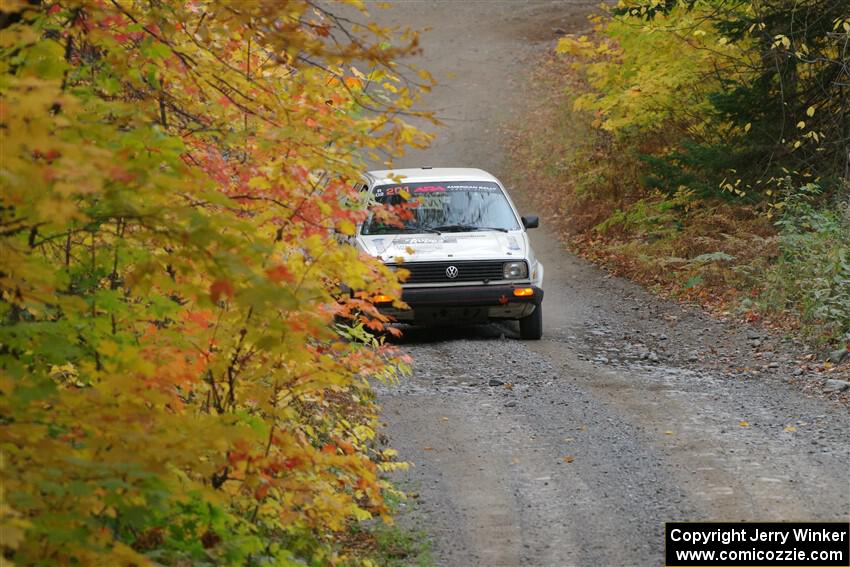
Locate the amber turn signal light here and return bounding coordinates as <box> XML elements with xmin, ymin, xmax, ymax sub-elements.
<box><xmin>512</xmin><ymin>288</ymin><xmax>534</xmax><ymax>297</ymax></box>
<box><xmin>372</xmin><ymin>294</ymin><xmax>393</xmax><ymax>303</ymax></box>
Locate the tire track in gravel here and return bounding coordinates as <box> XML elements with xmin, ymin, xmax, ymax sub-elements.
<box><xmin>370</xmin><ymin>2</ymin><xmax>850</xmax><ymax>566</ymax></box>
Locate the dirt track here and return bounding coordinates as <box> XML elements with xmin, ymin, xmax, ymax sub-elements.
<box><xmin>371</xmin><ymin>2</ymin><xmax>850</xmax><ymax>565</ymax></box>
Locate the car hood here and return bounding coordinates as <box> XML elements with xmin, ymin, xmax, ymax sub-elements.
<box><xmin>358</xmin><ymin>231</ymin><xmax>527</xmax><ymax>262</ymax></box>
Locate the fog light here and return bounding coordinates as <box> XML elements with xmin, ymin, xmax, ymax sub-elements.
<box><xmin>372</xmin><ymin>294</ymin><xmax>393</xmax><ymax>304</ymax></box>
<box><xmin>513</xmin><ymin>287</ymin><xmax>534</xmax><ymax>297</ymax></box>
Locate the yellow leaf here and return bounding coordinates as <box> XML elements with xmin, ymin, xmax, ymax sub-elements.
<box><xmin>739</xmin><ymin>420</ymin><xmax>749</xmax><ymax>427</ymax></box>
<box><xmin>0</xmin><ymin>522</ymin><xmax>27</xmax><ymax>550</ymax></box>
<box><xmin>806</xmin><ymin>106</ymin><xmax>816</xmax><ymax>117</ymax></box>
<box><xmin>99</xmin><ymin>341</ymin><xmax>119</xmax><ymax>357</ymax></box>
<box><xmin>563</xmin><ymin>455</ymin><xmax>575</xmax><ymax>463</ymax></box>
<box><xmin>0</xmin><ymin>0</ymin><xmax>30</xmax><ymax>11</ymax></box>
<box><xmin>248</xmin><ymin>176</ymin><xmax>270</xmax><ymax>189</ymax></box>
<box><xmin>555</xmin><ymin>37</ymin><xmax>585</xmax><ymax>56</ymax></box>
<box><xmin>784</xmin><ymin>425</ymin><xmax>797</xmax><ymax>432</ymax></box>
<box><xmin>744</xmin><ymin>122</ymin><xmax>751</xmax><ymax>132</ymax></box>
<box><xmin>36</xmin><ymin>198</ymin><xmax>81</xmax><ymax>224</ymax></box>
<box><xmin>796</xmin><ymin>121</ymin><xmax>805</xmax><ymax>129</ymax></box>
<box><xmin>338</xmin><ymin>219</ymin><xmax>356</xmax><ymax>236</ymax></box>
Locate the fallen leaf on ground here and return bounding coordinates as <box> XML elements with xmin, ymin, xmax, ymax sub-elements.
<box><xmin>739</xmin><ymin>420</ymin><xmax>749</xmax><ymax>427</ymax></box>
<box><xmin>563</xmin><ymin>455</ymin><xmax>575</xmax><ymax>463</ymax></box>
<box><xmin>784</xmin><ymin>425</ymin><xmax>797</xmax><ymax>432</ymax></box>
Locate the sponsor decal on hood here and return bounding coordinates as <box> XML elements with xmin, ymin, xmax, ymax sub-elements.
<box><xmin>360</xmin><ymin>231</ymin><xmax>526</xmax><ymax>261</ymax></box>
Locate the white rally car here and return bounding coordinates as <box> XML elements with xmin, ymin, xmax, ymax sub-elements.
<box><xmin>356</xmin><ymin>167</ymin><xmax>544</xmax><ymax>339</ymax></box>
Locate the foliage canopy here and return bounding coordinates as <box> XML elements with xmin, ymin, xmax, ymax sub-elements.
<box><xmin>0</xmin><ymin>0</ymin><xmax>430</xmax><ymax>564</ymax></box>
<box><xmin>519</xmin><ymin>0</ymin><xmax>850</xmax><ymax>344</ymax></box>
<box><xmin>558</xmin><ymin>0</ymin><xmax>850</xmax><ymax>199</ymax></box>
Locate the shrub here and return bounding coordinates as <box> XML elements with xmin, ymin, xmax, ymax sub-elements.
<box><xmin>759</xmin><ymin>186</ymin><xmax>850</xmax><ymax>344</ymax></box>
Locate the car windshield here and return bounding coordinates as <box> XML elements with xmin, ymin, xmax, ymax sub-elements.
<box><xmin>361</xmin><ymin>181</ymin><xmax>520</xmax><ymax>235</ymax></box>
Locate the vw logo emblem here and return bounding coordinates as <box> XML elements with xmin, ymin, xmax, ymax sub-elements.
<box><xmin>445</xmin><ymin>265</ymin><xmax>459</xmax><ymax>279</ymax></box>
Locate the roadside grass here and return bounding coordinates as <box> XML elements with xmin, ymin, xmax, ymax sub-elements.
<box><xmin>504</xmin><ymin>51</ymin><xmax>850</xmax><ymax>351</ymax></box>
<box><xmin>326</xmin><ymin>383</ymin><xmax>433</xmax><ymax>566</ymax></box>
<box><xmin>341</xmin><ymin>489</ymin><xmax>434</xmax><ymax>566</ymax></box>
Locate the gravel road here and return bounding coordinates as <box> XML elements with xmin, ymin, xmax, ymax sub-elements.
<box><xmin>370</xmin><ymin>2</ymin><xmax>850</xmax><ymax>566</ymax></box>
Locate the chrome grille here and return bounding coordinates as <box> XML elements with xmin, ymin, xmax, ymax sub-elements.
<box><xmin>388</xmin><ymin>261</ymin><xmax>515</xmax><ymax>284</ymax></box>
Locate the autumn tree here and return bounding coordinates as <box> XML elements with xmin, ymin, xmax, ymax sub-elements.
<box><xmin>559</xmin><ymin>0</ymin><xmax>850</xmax><ymax>198</ymax></box>
<box><xmin>0</xmin><ymin>0</ymin><xmax>431</xmax><ymax>564</ymax></box>
<box><xmin>545</xmin><ymin>0</ymin><xmax>849</xmax><ymax>343</ymax></box>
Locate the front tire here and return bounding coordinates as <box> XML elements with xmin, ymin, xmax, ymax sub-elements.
<box><xmin>519</xmin><ymin>306</ymin><xmax>542</xmax><ymax>340</ymax></box>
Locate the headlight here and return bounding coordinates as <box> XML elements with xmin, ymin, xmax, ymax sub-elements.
<box><xmin>503</xmin><ymin>261</ymin><xmax>528</xmax><ymax>279</ymax></box>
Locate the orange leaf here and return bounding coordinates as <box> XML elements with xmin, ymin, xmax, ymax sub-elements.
<box><xmin>343</xmin><ymin>76</ymin><xmax>362</xmax><ymax>90</ymax></box>
<box><xmin>265</xmin><ymin>265</ymin><xmax>294</xmax><ymax>283</ymax></box>
<box><xmin>254</xmin><ymin>483</ymin><xmax>270</xmax><ymax>500</ymax></box>
<box><xmin>210</xmin><ymin>279</ymin><xmax>234</xmax><ymax>303</ymax></box>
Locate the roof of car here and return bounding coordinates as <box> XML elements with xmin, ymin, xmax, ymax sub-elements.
<box><xmin>365</xmin><ymin>167</ymin><xmax>501</xmax><ymax>186</ymax></box>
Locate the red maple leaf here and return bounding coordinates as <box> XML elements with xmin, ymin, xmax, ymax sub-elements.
<box><xmin>265</xmin><ymin>265</ymin><xmax>295</xmax><ymax>283</ymax></box>
<box><xmin>210</xmin><ymin>279</ymin><xmax>234</xmax><ymax>303</ymax></box>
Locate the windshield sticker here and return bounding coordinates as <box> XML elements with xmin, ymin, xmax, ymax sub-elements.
<box><xmin>374</xmin><ymin>181</ymin><xmax>500</xmax><ymax>198</ymax></box>
<box><xmin>413</xmin><ymin>185</ymin><xmax>446</xmax><ymax>193</ymax></box>
<box><xmin>445</xmin><ymin>184</ymin><xmax>499</xmax><ymax>192</ymax></box>
<box><xmin>373</xmin><ymin>186</ymin><xmax>403</xmax><ymax>198</ymax></box>
<box><xmin>392</xmin><ymin>236</ymin><xmax>458</xmax><ymax>245</ymax></box>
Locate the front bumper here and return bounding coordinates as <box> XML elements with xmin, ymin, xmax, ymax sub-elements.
<box><xmin>378</xmin><ymin>284</ymin><xmax>543</xmax><ymax>323</ymax></box>
<box><xmin>401</xmin><ymin>284</ymin><xmax>543</xmax><ymax>307</ymax></box>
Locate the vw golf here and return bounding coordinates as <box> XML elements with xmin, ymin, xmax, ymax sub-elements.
<box><xmin>356</xmin><ymin>167</ymin><xmax>544</xmax><ymax>339</ymax></box>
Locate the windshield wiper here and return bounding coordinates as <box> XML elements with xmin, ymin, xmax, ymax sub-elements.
<box><xmin>429</xmin><ymin>224</ymin><xmax>509</xmax><ymax>233</ymax></box>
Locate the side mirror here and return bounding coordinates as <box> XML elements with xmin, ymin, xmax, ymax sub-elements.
<box><xmin>521</xmin><ymin>215</ymin><xmax>539</xmax><ymax>229</ymax></box>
